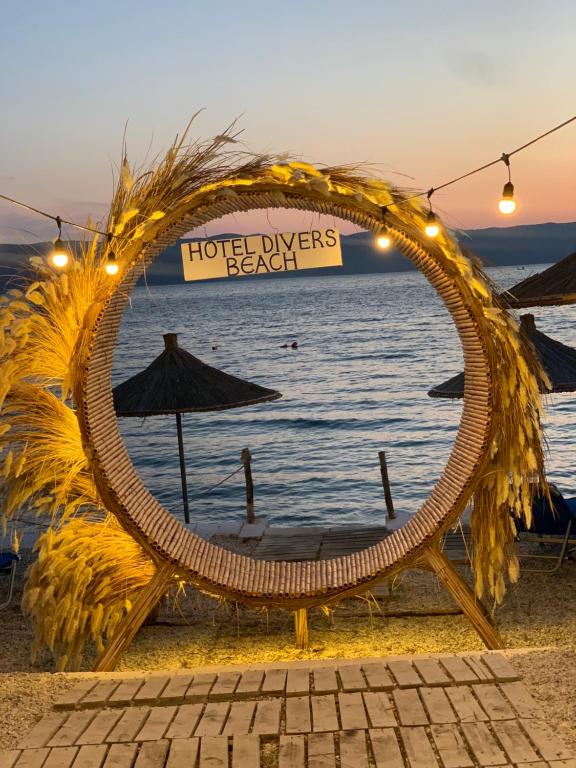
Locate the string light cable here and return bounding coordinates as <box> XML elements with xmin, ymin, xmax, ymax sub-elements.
<box><xmin>1</xmin><ymin>113</ymin><xmax>575</xmax><ymax>255</ymax></box>
<box><xmin>377</xmin><ymin>113</ymin><xmax>576</xmax><ymax>237</ymax></box>
<box><xmin>392</xmin><ymin>113</ymin><xmax>576</xmax><ymax>208</ymax></box>
<box><xmin>0</xmin><ymin>192</ymin><xmax>124</xmax><ymax>272</ymax></box>
<box><xmin>0</xmin><ymin>192</ymin><xmax>113</xmax><ymax>238</ymax></box>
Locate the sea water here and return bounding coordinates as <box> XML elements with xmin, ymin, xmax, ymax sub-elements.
<box><xmin>115</xmin><ymin>265</ymin><xmax>575</xmax><ymax>526</ymax></box>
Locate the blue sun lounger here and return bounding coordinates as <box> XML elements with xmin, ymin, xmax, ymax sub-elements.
<box><xmin>0</xmin><ymin>550</ymin><xmax>20</xmax><ymax>610</ymax></box>
<box><xmin>516</xmin><ymin>485</ymin><xmax>576</xmax><ymax>573</ymax></box>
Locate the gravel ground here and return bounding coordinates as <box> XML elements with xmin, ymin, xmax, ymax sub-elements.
<box><xmin>0</xmin><ymin>674</ymin><xmax>80</xmax><ymax>751</ymax></box>
<box><xmin>512</xmin><ymin>648</ymin><xmax>576</xmax><ymax>753</ymax></box>
<box><xmin>1</xmin><ymin>546</ymin><xmax>574</xmax><ymax>751</ymax></box>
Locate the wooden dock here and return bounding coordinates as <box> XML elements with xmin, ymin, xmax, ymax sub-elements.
<box><xmin>181</xmin><ymin>520</ymin><xmax>472</xmax><ymax>565</ymax></box>
<box><xmin>252</xmin><ymin>526</ymin><xmax>390</xmax><ymax>561</ymax></box>
<box><xmin>5</xmin><ymin>652</ymin><xmax>574</xmax><ymax>767</ymax></box>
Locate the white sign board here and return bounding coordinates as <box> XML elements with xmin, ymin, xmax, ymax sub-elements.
<box><xmin>181</xmin><ymin>228</ymin><xmax>342</xmax><ymax>281</ymax></box>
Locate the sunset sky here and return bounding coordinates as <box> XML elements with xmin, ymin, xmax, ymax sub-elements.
<box><xmin>1</xmin><ymin>0</ymin><xmax>575</xmax><ymax>243</ymax></box>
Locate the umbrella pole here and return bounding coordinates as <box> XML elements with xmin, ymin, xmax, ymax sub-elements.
<box><xmin>175</xmin><ymin>413</ymin><xmax>190</xmax><ymax>524</ymax></box>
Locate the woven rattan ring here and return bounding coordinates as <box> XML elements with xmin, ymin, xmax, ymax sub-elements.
<box><xmin>75</xmin><ymin>184</ymin><xmax>496</xmax><ymax>655</ymax></box>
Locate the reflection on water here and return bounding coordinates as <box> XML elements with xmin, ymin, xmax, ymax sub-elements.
<box><xmin>114</xmin><ymin>265</ymin><xmax>575</xmax><ymax>526</ymax></box>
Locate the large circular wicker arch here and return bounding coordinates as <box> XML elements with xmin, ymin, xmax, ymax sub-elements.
<box><xmin>76</xmin><ymin>183</ymin><xmax>500</xmax><ymax>666</ymax></box>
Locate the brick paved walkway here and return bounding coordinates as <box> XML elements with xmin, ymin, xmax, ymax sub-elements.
<box><xmin>2</xmin><ymin>653</ymin><xmax>574</xmax><ymax>767</ymax></box>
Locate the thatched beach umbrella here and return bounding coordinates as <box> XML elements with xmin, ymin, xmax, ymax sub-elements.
<box><xmin>501</xmin><ymin>252</ymin><xmax>576</xmax><ymax>308</ymax></box>
<box><xmin>428</xmin><ymin>314</ymin><xmax>576</xmax><ymax>398</ymax></box>
<box><xmin>113</xmin><ymin>333</ymin><xmax>281</xmax><ymax>522</ymax></box>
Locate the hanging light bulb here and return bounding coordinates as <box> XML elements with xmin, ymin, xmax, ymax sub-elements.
<box><xmin>424</xmin><ymin>189</ymin><xmax>440</xmax><ymax>238</ymax></box>
<box><xmin>50</xmin><ymin>216</ymin><xmax>69</xmax><ymax>268</ymax></box>
<box><xmin>375</xmin><ymin>206</ymin><xmax>392</xmax><ymax>249</ymax></box>
<box><xmin>498</xmin><ymin>181</ymin><xmax>516</xmax><ymax>215</ymax></box>
<box><xmin>51</xmin><ymin>242</ymin><xmax>68</xmax><ymax>268</ymax></box>
<box><xmin>105</xmin><ymin>253</ymin><xmax>119</xmax><ymax>276</ymax></box>
<box><xmin>104</xmin><ymin>234</ymin><xmax>119</xmax><ymax>275</ymax></box>
<box><xmin>376</xmin><ymin>233</ymin><xmax>392</xmax><ymax>249</ymax></box>
<box><xmin>425</xmin><ymin>211</ymin><xmax>440</xmax><ymax>238</ymax></box>
<box><xmin>498</xmin><ymin>153</ymin><xmax>517</xmax><ymax>215</ymax></box>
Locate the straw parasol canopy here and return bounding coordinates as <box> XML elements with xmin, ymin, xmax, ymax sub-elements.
<box><xmin>428</xmin><ymin>313</ymin><xmax>576</xmax><ymax>398</ymax></box>
<box><xmin>113</xmin><ymin>333</ymin><xmax>281</xmax><ymax>521</ymax></box>
<box><xmin>501</xmin><ymin>251</ymin><xmax>576</xmax><ymax>308</ymax></box>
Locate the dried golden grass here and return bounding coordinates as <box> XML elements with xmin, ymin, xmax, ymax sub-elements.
<box><xmin>0</xmin><ymin>227</ymin><xmax>156</xmax><ymax>669</ymax></box>
<box><xmin>23</xmin><ymin>516</ymin><xmax>156</xmax><ymax>670</ymax></box>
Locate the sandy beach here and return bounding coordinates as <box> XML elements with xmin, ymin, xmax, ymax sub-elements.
<box><xmin>2</xmin><ymin>547</ymin><xmax>575</xmax><ymax>752</ymax></box>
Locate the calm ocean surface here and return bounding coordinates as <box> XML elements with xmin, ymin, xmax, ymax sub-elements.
<box><xmin>115</xmin><ymin>265</ymin><xmax>575</xmax><ymax>527</ymax></box>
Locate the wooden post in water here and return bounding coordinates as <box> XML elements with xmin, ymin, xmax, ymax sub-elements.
<box><xmin>378</xmin><ymin>450</ymin><xmax>396</xmax><ymax>520</ymax></box>
<box><xmin>241</xmin><ymin>447</ymin><xmax>255</xmax><ymax>523</ymax></box>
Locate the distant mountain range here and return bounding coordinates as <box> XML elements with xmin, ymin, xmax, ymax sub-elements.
<box><xmin>1</xmin><ymin>221</ymin><xmax>575</xmax><ymax>285</ymax></box>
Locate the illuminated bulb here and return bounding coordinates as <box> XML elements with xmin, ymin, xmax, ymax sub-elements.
<box><xmin>425</xmin><ymin>211</ymin><xmax>440</xmax><ymax>238</ymax></box>
<box><xmin>376</xmin><ymin>233</ymin><xmax>392</xmax><ymax>249</ymax></box>
<box><xmin>105</xmin><ymin>253</ymin><xmax>119</xmax><ymax>276</ymax></box>
<box><xmin>498</xmin><ymin>181</ymin><xmax>516</xmax><ymax>215</ymax></box>
<box><xmin>50</xmin><ymin>238</ymin><xmax>69</xmax><ymax>268</ymax></box>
